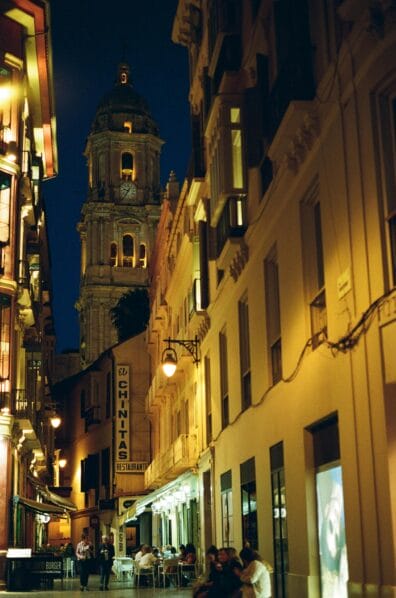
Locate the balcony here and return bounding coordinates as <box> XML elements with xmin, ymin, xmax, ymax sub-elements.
<box><xmin>2</xmin><ymin>388</ymin><xmax>46</xmax><ymax>450</ymax></box>
<box><xmin>144</xmin><ymin>434</ymin><xmax>198</xmax><ymax>489</ymax></box>
<box><xmin>146</xmin><ymin>370</ymin><xmax>167</xmax><ymax>412</ymax></box>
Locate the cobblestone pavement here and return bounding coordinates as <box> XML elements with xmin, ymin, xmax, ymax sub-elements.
<box><xmin>0</xmin><ymin>575</ymin><xmax>193</xmax><ymax>597</ymax></box>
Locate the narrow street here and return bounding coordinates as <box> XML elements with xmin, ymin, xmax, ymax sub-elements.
<box><xmin>0</xmin><ymin>575</ymin><xmax>192</xmax><ymax>597</ymax></box>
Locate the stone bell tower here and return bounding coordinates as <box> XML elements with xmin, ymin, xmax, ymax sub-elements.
<box><xmin>77</xmin><ymin>63</ymin><xmax>163</xmax><ymax>367</ymax></box>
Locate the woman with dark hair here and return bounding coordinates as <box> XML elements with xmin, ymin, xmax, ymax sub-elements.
<box><xmin>184</xmin><ymin>542</ymin><xmax>197</xmax><ymax>564</ymax></box>
<box><xmin>238</xmin><ymin>547</ymin><xmax>272</xmax><ymax>598</ymax></box>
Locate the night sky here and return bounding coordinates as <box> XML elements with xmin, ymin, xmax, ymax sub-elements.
<box><xmin>44</xmin><ymin>0</ymin><xmax>190</xmax><ymax>352</ymax></box>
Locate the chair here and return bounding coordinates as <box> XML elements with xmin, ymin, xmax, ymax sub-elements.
<box><xmin>135</xmin><ymin>562</ymin><xmax>156</xmax><ymax>588</ymax></box>
<box><xmin>113</xmin><ymin>557</ymin><xmax>134</xmax><ymax>581</ymax></box>
<box><xmin>63</xmin><ymin>557</ymin><xmax>75</xmax><ymax>578</ymax></box>
<box><xmin>159</xmin><ymin>558</ymin><xmax>179</xmax><ymax>588</ymax></box>
<box><xmin>178</xmin><ymin>561</ymin><xmax>198</xmax><ymax>586</ymax></box>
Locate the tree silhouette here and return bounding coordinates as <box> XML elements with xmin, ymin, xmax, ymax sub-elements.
<box><xmin>110</xmin><ymin>288</ymin><xmax>150</xmax><ymax>342</ymax></box>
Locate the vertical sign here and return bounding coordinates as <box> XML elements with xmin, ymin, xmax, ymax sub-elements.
<box><xmin>116</xmin><ymin>365</ymin><xmax>130</xmax><ymax>464</ymax></box>
<box><xmin>118</xmin><ymin>525</ymin><xmax>125</xmax><ymax>556</ymax></box>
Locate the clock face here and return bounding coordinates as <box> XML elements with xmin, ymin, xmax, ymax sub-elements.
<box><xmin>120</xmin><ymin>180</ymin><xmax>137</xmax><ymax>201</ymax></box>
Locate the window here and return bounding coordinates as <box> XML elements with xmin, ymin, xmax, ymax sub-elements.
<box><xmin>122</xmin><ymin>234</ymin><xmax>134</xmax><ymax>267</ymax></box>
<box><xmin>300</xmin><ymin>179</ymin><xmax>327</xmax><ymax>346</ymax></box>
<box><xmin>80</xmin><ymin>389</ymin><xmax>86</xmax><ymax>418</ymax></box>
<box><xmin>239</xmin><ymin>295</ymin><xmax>251</xmax><ymax>410</ymax></box>
<box><xmin>101</xmin><ymin>447</ymin><xmax>110</xmax><ymax>498</ymax></box>
<box><xmin>0</xmin><ymin>65</ymin><xmax>12</xmax><ymax>133</ymax></box>
<box><xmin>138</xmin><ymin>243</ymin><xmax>146</xmax><ymax>268</ymax></box>
<box><xmin>0</xmin><ymin>294</ymin><xmax>11</xmax><ymax>383</ymax></box>
<box><xmin>265</xmin><ymin>246</ymin><xmax>282</xmax><ymax>384</ymax></box>
<box><xmin>374</xmin><ymin>95</ymin><xmax>396</xmax><ymax>286</ymax></box>
<box><xmin>97</xmin><ymin>153</ymin><xmax>105</xmax><ymax>184</ymax></box>
<box><xmin>121</xmin><ymin>152</ymin><xmax>134</xmax><ymax>180</ymax></box>
<box><xmin>219</xmin><ymin>328</ymin><xmax>229</xmax><ymax>428</ymax></box>
<box><xmin>105</xmin><ymin>372</ymin><xmax>111</xmax><ymax>419</ymax></box>
<box><xmin>216</xmin><ymin>195</ymin><xmax>247</xmax><ymax>257</ymax></box>
<box><xmin>230</xmin><ymin>107</ymin><xmax>244</xmax><ymax>189</ymax></box>
<box><xmin>0</xmin><ymin>172</ymin><xmax>11</xmax><ymax>245</ymax></box>
<box><xmin>240</xmin><ymin>457</ymin><xmax>257</xmax><ymax>549</ymax></box>
<box><xmin>110</xmin><ymin>242</ymin><xmax>117</xmax><ymax>267</ymax></box>
<box><xmin>270</xmin><ymin>442</ymin><xmax>288</xmax><ymax>598</ymax></box>
<box><xmin>204</xmin><ymin>356</ymin><xmax>212</xmax><ymax>444</ymax></box>
<box><xmin>124</xmin><ymin>120</ymin><xmax>132</xmax><ymax>133</ymax></box>
<box><xmin>221</xmin><ymin>470</ymin><xmax>233</xmax><ymax>546</ymax></box>
<box><xmin>208</xmin><ymin>101</ymin><xmax>246</xmax><ymax>225</ymax></box>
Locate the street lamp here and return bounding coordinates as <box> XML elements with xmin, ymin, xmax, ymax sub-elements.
<box><xmin>161</xmin><ymin>337</ymin><xmax>200</xmax><ymax>378</ymax></box>
<box><xmin>50</xmin><ymin>415</ymin><xmax>61</xmax><ymax>429</ymax></box>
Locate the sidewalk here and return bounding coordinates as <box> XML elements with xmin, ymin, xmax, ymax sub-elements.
<box><xmin>0</xmin><ymin>574</ymin><xmax>192</xmax><ymax>597</ymax></box>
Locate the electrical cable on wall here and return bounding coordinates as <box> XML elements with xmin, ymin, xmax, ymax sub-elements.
<box><xmin>210</xmin><ymin>286</ymin><xmax>395</xmax><ymax>443</ymax></box>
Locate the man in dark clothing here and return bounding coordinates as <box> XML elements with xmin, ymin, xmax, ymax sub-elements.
<box><xmin>98</xmin><ymin>536</ymin><xmax>115</xmax><ymax>591</ymax></box>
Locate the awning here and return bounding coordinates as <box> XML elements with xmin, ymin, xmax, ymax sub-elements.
<box><xmin>16</xmin><ymin>496</ymin><xmax>66</xmax><ymax>515</ymax></box>
<box><xmin>120</xmin><ymin>470</ymin><xmax>198</xmax><ymax>525</ymax></box>
<box><xmin>45</xmin><ymin>488</ymin><xmax>77</xmax><ymax>511</ymax></box>
<box><xmin>27</xmin><ymin>475</ymin><xmax>77</xmax><ymax>511</ymax></box>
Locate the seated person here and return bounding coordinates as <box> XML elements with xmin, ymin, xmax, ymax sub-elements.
<box><xmin>138</xmin><ymin>545</ymin><xmax>158</xmax><ymax>569</ymax></box>
<box><xmin>206</xmin><ymin>547</ymin><xmax>242</xmax><ymax>597</ymax></box>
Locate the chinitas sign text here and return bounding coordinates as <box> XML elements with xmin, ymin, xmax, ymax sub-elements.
<box><xmin>116</xmin><ymin>365</ymin><xmax>130</xmax><ymax>462</ymax></box>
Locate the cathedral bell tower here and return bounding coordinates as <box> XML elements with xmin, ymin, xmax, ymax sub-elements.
<box><xmin>77</xmin><ymin>63</ymin><xmax>163</xmax><ymax>367</ymax></box>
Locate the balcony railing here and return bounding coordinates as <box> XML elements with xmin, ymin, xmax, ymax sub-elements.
<box><xmin>144</xmin><ymin>434</ymin><xmax>198</xmax><ymax>489</ymax></box>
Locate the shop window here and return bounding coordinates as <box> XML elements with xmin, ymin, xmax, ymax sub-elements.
<box><xmin>0</xmin><ymin>172</ymin><xmax>11</xmax><ymax>245</ymax></box>
<box><xmin>309</xmin><ymin>416</ymin><xmax>348</xmax><ymax>598</ymax></box>
<box><xmin>219</xmin><ymin>328</ymin><xmax>229</xmax><ymax>428</ymax></box>
<box><xmin>110</xmin><ymin>242</ymin><xmax>117</xmax><ymax>267</ymax></box>
<box><xmin>239</xmin><ymin>294</ymin><xmax>251</xmax><ymax>410</ymax></box>
<box><xmin>122</xmin><ymin>234</ymin><xmax>134</xmax><ymax>267</ymax></box>
<box><xmin>138</xmin><ymin>243</ymin><xmax>146</xmax><ymax>268</ymax></box>
<box><xmin>265</xmin><ymin>245</ymin><xmax>282</xmax><ymax>384</ymax></box>
<box><xmin>240</xmin><ymin>457</ymin><xmax>257</xmax><ymax>549</ymax></box>
<box><xmin>221</xmin><ymin>470</ymin><xmax>233</xmax><ymax>547</ymax></box>
<box><xmin>300</xmin><ymin>179</ymin><xmax>327</xmax><ymax>346</ymax></box>
<box><xmin>270</xmin><ymin>442</ymin><xmax>288</xmax><ymax>598</ymax></box>
<box><xmin>204</xmin><ymin>355</ymin><xmax>212</xmax><ymax>444</ymax></box>
<box><xmin>0</xmin><ymin>294</ymin><xmax>11</xmax><ymax>383</ymax></box>
<box><xmin>121</xmin><ymin>152</ymin><xmax>134</xmax><ymax>180</ymax></box>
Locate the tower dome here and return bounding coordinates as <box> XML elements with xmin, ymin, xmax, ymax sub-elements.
<box><xmin>91</xmin><ymin>63</ymin><xmax>159</xmax><ymax>136</ymax></box>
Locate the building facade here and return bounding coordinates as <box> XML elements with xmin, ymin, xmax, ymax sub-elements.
<box><xmin>0</xmin><ymin>0</ymin><xmax>66</xmax><ymax>585</ymax></box>
<box><xmin>52</xmin><ymin>333</ymin><xmax>151</xmax><ymax>555</ymax></box>
<box><xmin>125</xmin><ymin>1</ymin><xmax>396</xmax><ymax>597</ymax></box>
<box><xmin>77</xmin><ymin>63</ymin><xmax>163</xmax><ymax>367</ymax></box>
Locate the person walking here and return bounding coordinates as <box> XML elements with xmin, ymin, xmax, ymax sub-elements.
<box><xmin>76</xmin><ymin>534</ymin><xmax>94</xmax><ymax>591</ymax></box>
<box><xmin>98</xmin><ymin>535</ymin><xmax>115</xmax><ymax>591</ymax></box>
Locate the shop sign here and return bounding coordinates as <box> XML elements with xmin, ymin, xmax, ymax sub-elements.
<box><xmin>115</xmin><ymin>365</ymin><xmax>130</xmax><ymax>464</ymax></box>
<box><xmin>118</xmin><ymin>496</ymin><xmax>136</xmax><ymax>515</ymax></box>
<box><xmin>118</xmin><ymin>525</ymin><xmax>125</xmax><ymax>556</ymax></box>
<box><xmin>115</xmin><ymin>461</ymin><xmax>148</xmax><ymax>473</ymax></box>
<box><xmin>90</xmin><ymin>515</ymin><xmax>100</xmax><ymax>528</ymax></box>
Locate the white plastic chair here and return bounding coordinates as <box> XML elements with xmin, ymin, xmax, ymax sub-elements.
<box><xmin>135</xmin><ymin>562</ymin><xmax>156</xmax><ymax>587</ymax></box>
<box><xmin>159</xmin><ymin>558</ymin><xmax>179</xmax><ymax>588</ymax></box>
